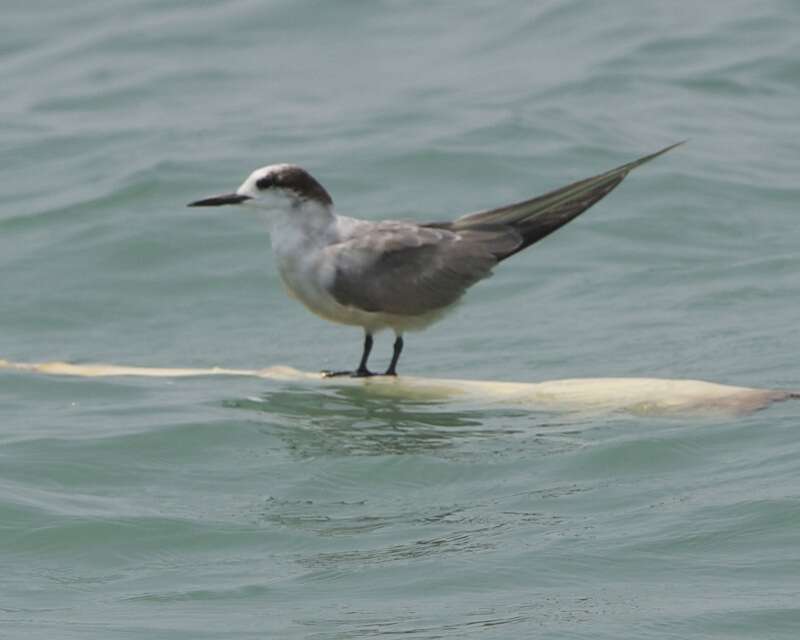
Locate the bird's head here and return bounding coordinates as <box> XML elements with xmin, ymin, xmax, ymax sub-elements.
<box><xmin>188</xmin><ymin>164</ymin><xmax>333</xmax><ymax>212</ymax></box>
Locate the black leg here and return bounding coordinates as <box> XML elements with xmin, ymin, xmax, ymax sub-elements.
<box><xmin>384</xmin><ymin>335</ymin><xmax>403</xmax><ymax>376</ymax></box>
<box><xmin>354</xmin><ymin>333</ymin><xmax>374</xmax><ymax>377</ymax></box>
<box><xmin>323</xmin><ymin>332</ymin><xmax>374</xmax><ymax>378</ymax></box>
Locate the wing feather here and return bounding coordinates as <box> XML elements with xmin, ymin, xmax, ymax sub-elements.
<box><xmin>328</xmin><ymin>223</ymin><xmax>520</xmax><ymax>316</ymax></box>
<box><xmin>439</xmin><ymin>142</ymin><xmax>684</xmax><ymax>259</ymax></box>
<box><xmin>327</xmin><ymin>143</ymin><xmax>681</xmax><ymax>315</ymax></box>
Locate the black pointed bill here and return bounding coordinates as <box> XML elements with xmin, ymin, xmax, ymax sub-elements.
<box><xmin>187</xmin><ymin>193</ymin><xmax>252</xmax><ymax>207</ymax></box>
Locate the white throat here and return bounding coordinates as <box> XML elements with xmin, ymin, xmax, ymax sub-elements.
<box><xmin>262</xmin><ymin>200</ymin><xmax>341</xmax><ymax>318</ymax></box>
<box><xmin>266</xmin><ymin>200</ymin><xmax>337</xmax><ymax>262</ymax></box>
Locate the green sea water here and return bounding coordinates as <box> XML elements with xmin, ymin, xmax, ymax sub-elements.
<box><xmin>2</xmin><ymin>1</ymin><xmax>800</xmax><ymax>637</ymax></box>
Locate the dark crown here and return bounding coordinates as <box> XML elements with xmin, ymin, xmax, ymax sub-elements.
<box><xmin>256</xmin><ymin>165</ymin><xmax>333</xmax><ymax>206</ymax></box>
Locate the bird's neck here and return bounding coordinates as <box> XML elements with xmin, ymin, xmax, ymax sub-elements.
<box><xmin>267</xmin><ymin>202</ymin><xmax>338</xmax><ymax>262</ymax></box>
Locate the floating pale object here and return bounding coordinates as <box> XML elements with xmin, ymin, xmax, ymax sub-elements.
<box><xmin>1</xmin><ymin>358</ymin><xmax>795</xmax><ymax>416</ymax></box>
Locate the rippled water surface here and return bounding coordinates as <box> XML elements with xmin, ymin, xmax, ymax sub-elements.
<box><xmin>3</xmin><ymin>1</ymin><xmax>800</xmax><ymax>638</ymax></box>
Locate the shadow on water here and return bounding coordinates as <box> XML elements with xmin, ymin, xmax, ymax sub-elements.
<box><xmin>221</xmin><ymin>384</ymin><xmax>583</xmax><ymax>457</ymax></box>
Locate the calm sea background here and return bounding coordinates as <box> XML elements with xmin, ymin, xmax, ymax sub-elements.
<box><xmin>3</xmin><ymin>1</ymin><xmax>800</xmax><ymax>638</ymax></box>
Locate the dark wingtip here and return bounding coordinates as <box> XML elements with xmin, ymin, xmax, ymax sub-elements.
<box><xmin>624</xmin><ymin>140</ymin><xmax>687</xmax><ymax>173</ymax></box>
<box><xmin>652</xmin><ymin>139</ymin><xmax>688</xmax><ymax>157</ymax></box>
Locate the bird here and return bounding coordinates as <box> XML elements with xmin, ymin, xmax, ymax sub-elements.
<box><xmin>188</xmin><ymin>142</ymin><xmax>681</xmax><ymax>377</ymax></box>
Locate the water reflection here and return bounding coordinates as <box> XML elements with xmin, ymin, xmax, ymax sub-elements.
<box><xmin>222</xmin><ymin>384</ymin><xmax>577</xmax><ymax>457</ymax></box>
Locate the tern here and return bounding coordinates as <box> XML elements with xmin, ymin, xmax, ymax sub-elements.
<box><xmin>188</xmin><ymin>142</ymin><xmax>681</xmax><ymax>377</ymax></box>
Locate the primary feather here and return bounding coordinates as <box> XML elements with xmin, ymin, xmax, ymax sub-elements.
<box><xmin>432</xmin><ymin>141</ymin><xmax>684</xmax><ymax>260</ymax></box>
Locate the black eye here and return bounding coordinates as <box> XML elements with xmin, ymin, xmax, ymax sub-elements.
<box><xmin>256</xmin><ymin>175</ymin><xmax>275</xmax><ymax>190</ymax></box>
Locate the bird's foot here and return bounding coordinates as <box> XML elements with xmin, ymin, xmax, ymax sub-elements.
<box><xmin>321</xmin><ymin>368</ymin><xmax>375</xmax><ymax>378</ymax></box>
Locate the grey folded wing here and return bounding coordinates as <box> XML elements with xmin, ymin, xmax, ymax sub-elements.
<box><xmin>328</xmin><ymin>222</ymin><xmax>522</xmax><ymax>316</ymax></box>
